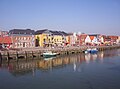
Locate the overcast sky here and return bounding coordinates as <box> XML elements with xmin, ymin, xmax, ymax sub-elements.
<box><xmin>0</xmin><ymin>0</ymin><xmax>120</xmax><ymax>35</ymax></box>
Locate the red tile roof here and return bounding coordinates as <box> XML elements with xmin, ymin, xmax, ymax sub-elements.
<box><xmin>89</xmin><ymin>36</ymin><xmax>94</xmax><ymax>40</ymax></box>
<box><xmin>0</xmin><ymin>36</ymin><xmax>12</xmax><ymax>44</ymax></box>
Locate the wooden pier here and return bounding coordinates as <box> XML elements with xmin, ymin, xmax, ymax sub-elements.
<box><xmin>0</xmin><ymin>45</ymin><xmax>120</xmax><ymax>62</ymax></box>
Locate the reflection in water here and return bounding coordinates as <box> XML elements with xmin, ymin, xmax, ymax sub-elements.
<box><xmin>0</xmin><ymin>49</ymin><xmax>119</xmax><ymax>76</ymax></box>
<box><xmin>0</xmin><ymin>60</ymin><xmax>37</xmax><ymax>77</ymax></box>
<box><xmin>85</xmin><ymin>54</ymin><xmax>91</xmax><ymax>64</ymax></box>
<box><xmin>43</xmin><ymin>57</ymin><xmax>56</xmax><ymax>60</ymax></box>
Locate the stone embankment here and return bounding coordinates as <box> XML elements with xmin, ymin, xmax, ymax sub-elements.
<box><xmin>0</xmin><ymin>45</ymin><xmax>120</xmax><ymax>62</ymax></box>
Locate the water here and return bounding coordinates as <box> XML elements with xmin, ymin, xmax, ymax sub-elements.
<box><xmin>0</xmin><ymin>49</ymin><xmax>120</xmax><ymax>89</ymax></box>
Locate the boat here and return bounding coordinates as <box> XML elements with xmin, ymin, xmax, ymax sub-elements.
<box><xmin>90</xmin><ymin>48</ymin><xmax>98</xmax><ymax>54</ymax></box>
<box><xmin>84</xmin><ymin>48</ymin><xmax>91</xmax><ymax>54</ymax></box>
<box><xmin>84</xmin><ymin>48</ymin><xmax>98</xmax><ymax>54</ymax></box>
<box><xmin>43</xmin><ymin>51</ymin><xmax>58</xmax><ymax>58</ymax></box>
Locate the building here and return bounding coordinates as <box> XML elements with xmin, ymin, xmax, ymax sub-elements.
<box><xmin>0</xmin><ymin>36</ymin><xmax>12</xmax><ymax>49</ymax></box>
<box><xmin>9</xmin><ymin>29</ymin><xmax>35</xmax><ymax>48</ymax></box>
<box><xmin>77</xmin><ymin>34</ymin><xmax>105</xmax><ymax>46</ymax></box>
<box><xmin>67</xmin><ymin>33</ymin><xmax>78</xmax><ymax>46</ymax></box>
<box><xmin>117</xmin><ymin>36</ymin><xmax>120</xmax><ymax>44</ymax></box>
<box><xmin>0</xmin><ymin>31</ymin><xmax>8</xmax><ymax>37</ymax></box>
<box><xmin>107</xmin><ymin>36</ymin><xmax>118</xmax><ymax>45</ymax></box>
<box><xmin>35</xmin><ymin>29</ymin><xmax>68</xmax><ymax>47</ymax></box>
<box><xmin>103</xmin><ymin>35</ymin><xmax>118</xmax><ymax>45</ymax></box>
<box><xmin>77</xmin><ymin>34</ymin><xmax>87</xmax><ymax>46</ymax></box>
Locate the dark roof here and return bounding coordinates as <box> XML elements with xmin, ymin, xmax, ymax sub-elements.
<box><xmin>9</xmin><ymin>29</ymin><xmax>35</xmax><ymax>35</ymax></box>
<box><xmin>35</xmin><ymin>29</ymin><xmax>68</xmax><ymax>36</ymax></box>
<box><xmin>35</xmin><ymin>29</ymin><xmax>48</xmax><ymax>35</ymax></box>
<box><xmin>50</xmin><ymin>31</ymin><xmax>61</xmax><ymax>35</ymax></box>
<box><xmin>50</xmin><ymin>31</ymin><xmax>68</xmax><ymax>36</ymax></box>
<box><xmin>88</xmin><ymin>34</ymin><xmax>100</xmax><ymax>36</ymax></box>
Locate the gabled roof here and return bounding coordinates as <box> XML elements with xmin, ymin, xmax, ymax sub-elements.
<box><xmin>0</xmin><ymin>36</ymin><xmax>12</xmax><ymax>44</ymax></box>
<box><xmin>89</xmin><ymin>36</ymin><xmax>95</xmax><ymax>40</ymax></box>
<box><xmin>9</xmin><ymin>29</ymin><xmax>35</xmax><ymax>35</ymax></box>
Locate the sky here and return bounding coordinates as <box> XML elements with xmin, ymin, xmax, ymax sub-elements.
<box><xmin>0</xmin><ymin>0</ymin><xmax>120</xmax><ymax>35</ymax></box>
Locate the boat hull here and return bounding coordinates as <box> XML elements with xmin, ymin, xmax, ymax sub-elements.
<box><xmin>84</xmin><ymin>48</ymin><xmax>98</xmax><ymax>54</ymax></box>
<box><xmin>90</xmin><ymin>50</ymin><xmax>98</xmax><ymax>54</ymax></box>
<box><xmin>43</xmin><ymin>52</ymin><xmax>57</xmax><ymax>58</ymax></box>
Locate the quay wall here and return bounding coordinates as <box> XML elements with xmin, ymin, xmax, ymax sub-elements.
<box><xmin>0</xmin><ymin>45</ymin><xmax>120</xmax><ymax>62</ymax></box>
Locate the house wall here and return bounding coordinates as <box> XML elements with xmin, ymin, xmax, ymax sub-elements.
<box><xmin>53</xmin><ymin>35</ymin><xmax>63</xmax><ymax>46</ymax></box>
<box><xmin>85</xmin><ymin>36</ymin><xmax>91</xmax><ymax>43</ymax></box>
<box><xmin>92</xmin><ymin>36</ymin><xmax>98</xmax><ymax>44</ymax></box>
<box><xmin>35</xmin><ymin>33</ymin><xmax>66</xmax><ymax>47</ymax></box>
<box><xmin>12</xmin><ymin>35</ymin><xmax>35</xmax><ymax>48</ymax></box>
<box><xmin>0</xmin><ymin>31</ymin><xmax>8</xmax><ymax>37</ymax></box>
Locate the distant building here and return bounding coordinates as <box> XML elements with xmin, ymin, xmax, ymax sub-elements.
<box><xmin>9</xmin><ymin>29</ymin><xmax>35</xmax><ymax>48</ymax></box>
<box><xmin>103</xmin><ymin>35</ymin><xmax>118</xmax><ymax>45</ymax></box>
<box><xmin>77</xmin><ymin>34</ymin><xmax>105</xmax><ymax>46</ymax></box>
<box><xmin>108</xmin><ymin>36</ymin><xmax>118</xmax><ymax>44</ymax></box>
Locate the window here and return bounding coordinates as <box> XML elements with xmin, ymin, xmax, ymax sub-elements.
<box><xmin>24</xmin><ymin>37</ymin><xmax>26</xmax><ymax>40</ymax></box>
<box><xmin>43</xmin><ymin>39</ymin><xmax>46</xmax><ymax>43</ymax></box>
<box><xmin>49</xmin><ymin>39</ymin><xmax>50</xmax><ymax>42</ymax></box>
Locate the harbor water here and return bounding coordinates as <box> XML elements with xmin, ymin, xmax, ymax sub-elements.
<box><xmin>0</xmin><ymin>49</ymin><xmax>120</xmax><ymax>89</ymax></box>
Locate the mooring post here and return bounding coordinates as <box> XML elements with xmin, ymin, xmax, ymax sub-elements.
<box><xmin>0</xmin><ymin>52</ymin><xmax>2</xmax><ymax>63</ymax></box>
<box><xmin>16</xmin><ymin>51</ymin><xmax>19</xmax><ymax>61</ymax></box>
<box><xmin>32</xmin><ymin>51</ymin><xmax>34</xmax><ymax>59</ymax></box>
<box><xmin>7</xmin><ymin>52</ymin><xmax>10</xmax><ymax>62</ymax></box>
<box><xmin>25</xmin><ymin>51</ymin><xmax>27</xmax><ymax>60</ymax></box>
<box><xmin>39</xmin><ymin>50</ymin><xmax>41</xmax><ymax>58</ymax></box>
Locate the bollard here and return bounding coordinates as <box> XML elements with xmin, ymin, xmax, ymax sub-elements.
<box><xmin>25</xmin><ymin>51</ymin><xmax>27</xmax><ymax>60</ymax></box>
<box><xmin>32</xmin><ymin>51</ymin><xmax>34</xmax><ymax>59</ymax></box>
<box><xmin>0</xmin><ymin>52</ymin><xmax>2</xmax><ymax>63</ymax></box>
<box><xmin>16</xmin><ymin>51</ymin><xmax>19</xmax><ymax>61</ymax></box>
<box><xmin>7</xmin><ymin>52</ymin><xmax>10</xmax><ymax>62</ymax></box>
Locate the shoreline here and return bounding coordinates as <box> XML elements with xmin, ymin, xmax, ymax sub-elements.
<box><xmin>0</xmin><ymin>45</ymin><xmax>120</xmax><ymax>61</ymax></box>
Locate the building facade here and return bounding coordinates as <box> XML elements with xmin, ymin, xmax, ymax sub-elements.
<box><xmin>35</xmin><ymin>29</ymin><xmax>68</xmax><ymax>47</ymax></box>
<box><xmin>9</xmin><ymin>29</ymin><xmax>35</xmax><ymax>48</ymax></box>
<box><xmin>0</xmin><ymin>36</ymin><xmax>12</xmax><ymax>49</ymax></box>
<box><xmin>0</xmin><ymin>31</ymin><xmax>8</xmax><ymax>37</ymax></box>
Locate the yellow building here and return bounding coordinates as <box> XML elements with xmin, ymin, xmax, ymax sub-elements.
<box><xmin>35</xmin><ymin>29</ymin><xmax>68</xmax><ymax>47</ymax></box>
